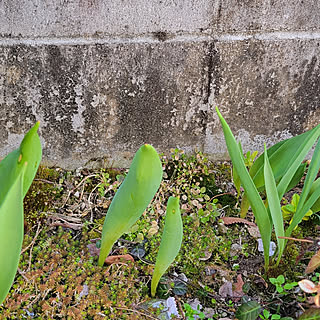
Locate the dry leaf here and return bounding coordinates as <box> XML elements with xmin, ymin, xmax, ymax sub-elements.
<box><xmin>299</xmin><ymin>279</ymin><xmax>317</xmax><ymax>293</ymax></box>
<box><xmin>315</xmin><ymin>294</ymin><xmax>320</xmax><ymax>307</ymax></box>
<box><xmin>221</xmin><ymin>217</ymin><xmax>256</xmax><ymax>227</ymax></box>
<box><xmin>233</xmin><ymin>274</ymin><xmax>244</xmax><ymax>297</ymax></box>
<box><xmin>105</xmin><ymin>254</ymin><xmax>134</xmax><ymax>265</ymax></box>
<box><xmin>199</xmin><ymin>248</ymin><xmax>212</xmax><ymax>261</ymax></box>
<box><xmin>246</xmin><ymin>225</ymin><xmax>261</xmax><ymax>238</ymax></box>
<box><xmin>306</xmin><ymin>249</ymin><xmax>320</xmax><ymax>273</ymax></box>
<box><xmin>87</xmin><ymin>243</ymin><xmax>100</xmax><ymax>257</ymax></box>
<box><xmin>219</xmin><ymin>281</ymin><xmax>233</xmax><ymax>298</ymax></box>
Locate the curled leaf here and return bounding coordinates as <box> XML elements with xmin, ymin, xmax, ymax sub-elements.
<box><xmin>306</xmin><ymin>249</ymin><xmax>320</xmax><ymax>274</ymax></box>
<box><xmin>299</xmin><ymin>279</ymin><xmax>317</xmax><ymax>293</ymax></box>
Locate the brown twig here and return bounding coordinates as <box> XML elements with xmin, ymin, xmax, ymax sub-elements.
<box><xmin>278</xmin><ymin>236</ymin><xmax>314</xmax><ymax>244</ymax></box>
<box><xmin>175</xmin><ymin>296</ymin><xmax>185</xmax><ymax>319</ymax></box>
<box><xmin>60</xmin><ymin>174</ymin><xmax>97</xmax><ymax>208</ymax></box>
<box><xmin>27</xmin><ymin>222</ymin><xmax>42</xmax><ymax>272</ymax></box>
<box><xmin>17</xmin><ymin>267</ymin><xmax>29</xmax><ymax>282</ymax></box>
<box><xmin>34</xmin><ymin>178</ymin><xmax>55</xmax><ymax>184</ymax></box>
<box><xmin>210</xmin><ymin>192</ymin><xmax>234</xmax><ymax>201</ymax></box>
<box><xmin>20</xmin><ymin>222</ymin><xmax>42</xmax><ymax>256</ymax></box>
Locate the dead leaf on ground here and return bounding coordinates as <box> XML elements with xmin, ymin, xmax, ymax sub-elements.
<box><xmin>233</xmin><ymin>274</ymin><xmax>244</xmax><ymax>298</ymax></box>
<box><xmin>105</xmin><ymin>254</ymin><xmax>134</xmax><ymax>265</ymax></box>
<box><xmin>199</xmin><ymin>248</ymin><xmax>212</xmax><ymax>261</ymax></box>
<box><xmin>306</xmin><ymin>249</ymin><xmax>320</xmax><ymax>273</ymax></box>
<box><xmin>219</xmin><ymin>281</ymin><xmax>233</xmax><ymax>298</ymax></box>
<box><xmin>246</xmin><ymin>225</ymin><xmax>261</xmax><ymax>238</ymax></box>
<box><xmin>254</xmin><ymin>275</ymin><xmax>268</xmax><ymax>289</ymax></box>
<box><xmin>87</xmin><ymin>244</ymin><xmax>134</xmax><ymax>265</ymax></box>
<box><xmin>219</xmin><ymin>274</ymin><xmax>245</xmax><ymax>300</ymax></box>
<box><xmin>87</xmin><ymin>243</ymin><xmax>100</xmax><ymax>257</ymax></box>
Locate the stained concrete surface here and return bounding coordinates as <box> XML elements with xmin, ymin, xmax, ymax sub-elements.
<box><xmin>0</xmin><ymin>0</ymin><xmax>319</xmax><ymax>168</ymax></box>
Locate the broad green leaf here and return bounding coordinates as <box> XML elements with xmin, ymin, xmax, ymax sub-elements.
<box><xmin>285</xmin><ymin>139</ymin><xmax>320</xmax><ymax>236</ymax></box>
<box><xmin>263</xmin><ymin>144</ymin><xmax>284</xmax><ymax>263</ymax></box>
<box><xmin>0</xmin><ymin>121</ymin><xmax>42</xmax><ymax>202</ymax></box>
<box><xmin>288</xmin><ymin>138</ymin><xmax>320</xmax><ymax>231</ymax></box>
<box><xmin>232</xmin><ymin>142</ymin><xmax>243</xmax><ymax>197</ymax></box>
<box><xmin>235</xmin><ymin>301</ymin><xmax>261</xmax><ymax>320</ymax></box>
<box><xmin>310</xmin><ymin>179</ymin><xmax>320</xmax><ymax>213</ymax></box>
<box><xmin>285</xmin><ymin>162</ymin><xmax>307</xmax><ymax>192</ymax></box>
<box><xmin>240</xmin><ymin>162</ymin><xmax>306</xmax><ymax>218</ymax></box>
<box><xmin>249</xmin><ymin>139</ymin><xmax>286</xmax><ymax>187</ymax></box>
<box><xmin>277</xmin><ymin>127</ymin><xmax>320</xmax><ymax>200</ymax></box>
<box><xmin>0</xmin><ymin>165</ymin><xmax>25</xmax><ymax>304</ymax></box>
<box><xmin>240</xmin><ymin>126</ymin><xmax>319</xmax><ymax>217</ymax></box>
<box><xmin>250</xmin><ymin>125</ymin><xmax>320</xmax><ymax>190</ymax></box>
<box><xmin>216</xmin><ymin>107</ymin><xmax>272</xmax><ymax>270</ymax></box>
<box><xmin>98</xmin><ymin>144</ymin><xmax>163</xmax><ymax>266</ymax></box>
<box><xmin>298</xmin><ymin>308</ymin><xmax>320</xmax><ymax>319</ymax></box>
<box><xmin>151</xmin><ymin>196</ymin><xmax>183</xmax><ymax>297</ymax></box>
<box><xmin>285</xmin><ymin>184</ymin><xmax>320</xmax><ymax>239</ymax></box>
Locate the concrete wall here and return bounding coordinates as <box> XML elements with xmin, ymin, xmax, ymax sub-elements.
<box><xmin>0</xmin><ymin>0</ymin><xmax>319</xmax><ymax>168</ymax></box>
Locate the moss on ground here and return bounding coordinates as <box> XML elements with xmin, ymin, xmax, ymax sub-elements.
<box><xmin>0</xmin><ymin>150</ymin><xmax>319</xmax><ymax>319</ymax></box>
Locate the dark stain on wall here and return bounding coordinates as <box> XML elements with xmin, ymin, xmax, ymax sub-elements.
<box><xmin>293</xmin><ymin>56</ymin><xmax>320</xmax><ymax>134</ymax></box>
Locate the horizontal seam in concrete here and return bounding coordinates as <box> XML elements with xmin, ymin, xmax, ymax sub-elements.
<box><xmin>0</xmin><ymin>31</ymin><xmax>320</xmax><ymax>46</ymax></box>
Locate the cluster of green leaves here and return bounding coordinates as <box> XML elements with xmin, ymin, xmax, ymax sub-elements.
<box><xmin>269</xmin><ymin>275</ymin><xmax>298</xmax><ymax>295</ymax></box>
<box><xmin>216</xmin><ymin>107</ymin><xmax>320</xmax><ymax>271</ymax></box>
<box><xmin>0</xmin><ymin>122</ymin><xmax>42</xmax><ymax>304</ymax></box>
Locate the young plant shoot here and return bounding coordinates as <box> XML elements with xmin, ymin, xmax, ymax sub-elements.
<box><xmin>98</xmin><ymin>144</ymin><xmax>163</xmax><ymax>266</ymax></box>
<box><xmin>0</xmin><ymin>122</ymin><xmax>42</xmax><ymax>304</ymax></box>
<box><xmin>151</xmin><ymin>196</ymin><xmax>183</xmax><ymax>297</ymax></box>
<box><xmin>216</xmin><ymin>107</ymin><xmax>320</xmax><ymax>270</ymax></box>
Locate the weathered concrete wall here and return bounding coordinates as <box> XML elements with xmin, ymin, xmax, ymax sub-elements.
<box><xmin>0</xmin><ymin>0</ymin><xmax>319</xmax><ymax>168</ymax></box>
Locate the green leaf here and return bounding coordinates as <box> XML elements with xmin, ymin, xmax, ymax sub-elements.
<box><xmin>98</xmin><ymin>144</ymin><xmax>163</xmax><ymax>266</ymax></box>
<box><xmin>216</xmin><ymin>107</ymin><xmax>272</xmax><ymax>270</ymax></box>
<box><xmin>250</xmin><ymin>125</ymin><xmax>320</xmax><ymax>190</ymax></box>
<box><xmin>277</xmin><ymin>127</ymin><xmax>320</xmax><ymax>200</ymax></box>
<box><xmin>298</xmin><ymin>308</ymin><xmax>320</xmax><ymax>319</ymax></box>
<box><xmin>232</xmin><ymin>142</ymin><xmax>243</xmax><ymax>197</ymax></box>
<box><xmin>287</xmin><ymin>138</ymin><xmax>320</xmax><ymax>234</ymax></box>
<box><xmin>310</xmin><ymin>179</ymin><xmax>320</xmax><ymax>213</ymax></box>
<box><xmin>239</xmin><ymin>128</ymin><xmax>317</xmax><ymax>217</ymax></box>
<box><xmin>173</xmin><ymin>280</ymin><xmax>188</xmax><ymax>296</ymax></box>
<box><xmin>0</xmin><ymin>121</ymin><xmax>42</xmax><ymax>202</ymax></box>
<box><xmin>151</xmin><ymin>196</ymin><xmax>183</xmax><ymax>297</ymax></box>
<box><xmin>0</xmin><ymin>165</ymin><xmax>25</xmax><ymax>304</ymax></box>
<box><xmin>285</xmin><ymin>139</ymin><xmax>320</xmax><ymax>237</ymax></box>
<box><xmin>235</xmin><ymin>301</ymin><xmax>261</xmax><ymax>320</ymax></box>
<box><xmin>263</xmin><ymin>144</ymin><xmax>285</xmax><ymax>262</ymax></box>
